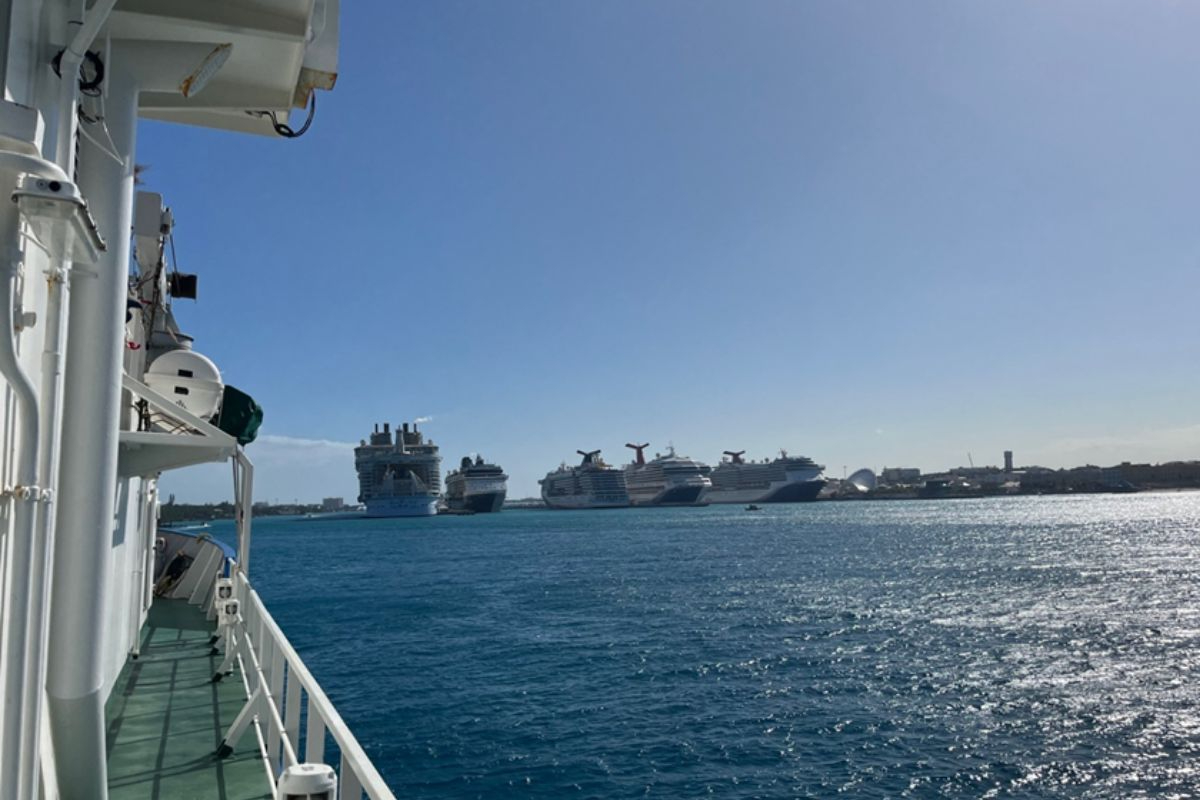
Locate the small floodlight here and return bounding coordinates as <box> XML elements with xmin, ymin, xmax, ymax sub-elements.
<box><xmin>12</xmin><ymin>175</ymin><xmax>105</xmax><ymax>262</ymax></box>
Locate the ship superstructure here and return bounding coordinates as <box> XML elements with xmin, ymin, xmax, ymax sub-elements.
<box><xmin>356</xmin><ymin>422</ymin><xmax>442</xmax><ymax>517</ymax></box>
<box><xmin>445</xmin><ymin>455</ymin><xmax>509</xmax><ymax>513</ymax></box>
<box><xmin>624</xmin><ymin>443</ymin><xmax>712</xmax><ymax>506</ymax></box>
<box><xmin>540</xmin><ymin>449</ymin><xmax>631</xmax><ymax>509</ymax></box>
<box><xmin>0</xmin><ymin>2</ymin><xmax>396</xmax><ymax>797</ymax></box>
<box><xmin>706</xmin><ymin>449</ymin><xmax>827</xmax><ymax>504</ymax></box>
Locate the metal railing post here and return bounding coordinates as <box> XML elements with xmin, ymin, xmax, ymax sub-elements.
<box><xmin>218</xmin><ymin>572</ymin><xmax>395</xmax><ymax>798</ymax></box>
<box><xmin>235</xmin><ymin>451</ymin><xmax>254</xmax><ymax>575</ymax></box>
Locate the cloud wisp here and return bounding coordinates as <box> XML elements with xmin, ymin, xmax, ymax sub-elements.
<box><xmin>161</xmin><ymin>433</ymin><xmax>360</xmax><ymax>503</ymax></box>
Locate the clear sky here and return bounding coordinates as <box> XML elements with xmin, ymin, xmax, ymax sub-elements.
<box><xmin>150</xmin><ymin>0</ymin><xmax>1200</xmax><ymax>503</ymax></box>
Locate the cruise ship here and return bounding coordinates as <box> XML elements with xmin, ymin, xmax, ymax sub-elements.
<box><xmin>624</xmin><ymin>443</ymin><xmax>712</xmax><ymax>506</ymax></box>
<box><xmin>355</xmin><ymin>422</ymin><xmax>442</xmax><ymax>517</ymax></box>
<box><xmin>445</xmin><ymin>455</ymin><xmax>509</xmax><ymax>513</ymax></box>
<box><xmin>540</xmin><ymin>450</ymin><xmax>631</xmax><ymax>509</ymax></box>
<box><xmin>705</xmin><ymin>450</ymin><xmax>827</xmax><ymax>504</ymax></box>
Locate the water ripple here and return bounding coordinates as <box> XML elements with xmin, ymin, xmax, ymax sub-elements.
<box><xmin>230</xmin><ymin>492</ymin><xmax>1200</xmax><ymax>798</ymax></box>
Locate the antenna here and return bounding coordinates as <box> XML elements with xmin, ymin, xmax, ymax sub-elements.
<box><xmin>723</xmin><ymin>450</ymin><xmax>746</xmax><ymax>465</ymax></box>
<box><xmin>625</xmin><ymin>442</ymin><xmax>649</xmax><ymax>466</ymax></box>
<box><xmin>968</xmin><ymin>452</ymin><xmax>974</xmax><ymax>468</ymax></box>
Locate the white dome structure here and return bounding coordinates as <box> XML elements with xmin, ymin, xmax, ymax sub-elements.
<box><xmin>846</xmin><ymin>468</ymin><xmax>877</xmax><ymax>493</ymax></box>
<box><xmin>145</xmin><ymin>350</ymin><xmax>224</xmax><ymax>419</ymax></box>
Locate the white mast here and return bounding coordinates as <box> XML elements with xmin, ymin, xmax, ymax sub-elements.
<box><xmin>46</xmin><ymin>63</ymin><xmax>138</xmax><ymax>799</ymax></box>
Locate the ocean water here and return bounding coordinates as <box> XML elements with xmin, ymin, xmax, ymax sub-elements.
<box><xmin>218</xmin><ymin>493</ymin><xmax>1200</xmax><ymax>798</ymax></box>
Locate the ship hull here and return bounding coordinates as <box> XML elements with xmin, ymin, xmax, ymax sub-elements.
<box><xmin>449</xmin><ymin>490</ymin><xmax>506</xmax><ymax>513</ymax></box>
<box><xmin>705</xmin><ymin>478</ymin><xmax>825</xmax><ymax>504</ymax></box>
<box><xmin>541</xmin><ymin>494</ymin><xmax>630</xmax><ymax>510</ymax></box>
<box><xmin>630</xmin><ymin>483</ymin><xmax>708</xmax><ymax>506</ymax></box>
<box><xmin>363</xmin><ymin>495</ymin><xmax>439</xmax><ymax>517</ymax></box>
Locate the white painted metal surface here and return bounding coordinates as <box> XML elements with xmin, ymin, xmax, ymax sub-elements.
<box><xmin>0</xmin><ymin>0</ymin><xmax>345</xmax><ymax>794</ymax></box>
<box><xmin>46</xmin><ymin>70</ymin><xmax>139</xmax><ymax>798</ymax></box>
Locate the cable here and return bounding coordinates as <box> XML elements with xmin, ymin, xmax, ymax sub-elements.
<box><xmin>51</xmin><ymin>49</ymin><xmax>105</xmax><ymax>96</ymax></box>
<box><xmin>168</xmin><ymin>233</ymin><xmax>180</xmax><ymax>281</ymax></box>
<box><xmin>75</xmin><ymin>118</ymin><xmax>124</xmax><ymax>165</ymax></box>
<box><xmin>246</xmin><ymin>93</ymin><xmax>317</xmax><ymax>139</ymax></box>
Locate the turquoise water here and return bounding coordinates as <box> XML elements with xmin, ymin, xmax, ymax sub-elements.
<box><xmin>220</xmin><ymin>493</ymin><xmax>1200</xmax><ymax>797</ymax></box>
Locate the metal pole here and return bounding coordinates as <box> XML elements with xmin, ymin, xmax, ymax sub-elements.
<box><xmin>0</xmin><ymin>78</ymin><xmax>80</xmax><ymax>800</ymax></box>
<box><xmin>45</xmin><ymin>70</ymin><xmax>136</xmax><ymax>800</ymax></box>
<box><xmin>0</xmin><ymin>183</ymin><xmax>41</xmax><ymax>800</ymax></box>
<box><xmin>237</xmin><ymin>451</ymin><xmax>255</xmax><ymax>575</ymax></box>
<box><xmin>0</xmin><ymin>150</ymin><xmax>71</xmax><ymax>800</ymax></box>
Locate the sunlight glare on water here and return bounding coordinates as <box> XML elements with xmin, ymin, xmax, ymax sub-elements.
<box><xmin>226</xmin><ymin>492</ymin><xmax>1200</xmax><ymax>798</ymax></box>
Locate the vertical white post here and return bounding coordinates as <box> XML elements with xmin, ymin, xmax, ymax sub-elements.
<box><xmin>128</xmin><ymin>485</ymin><xmax>146</xmax><ymax>657</ymax></box>
<box><xmin>45</xmin><ymin>70</ymin><xmax>137</xmax><ymax>800</ymax></box>
<box><xmin>340</xmin><ymin>756</ymin><xmax>362</xmax><ymax>800</ymax></box>
<box><xmin>268</xmin><ymin>644</ymin><xmax>284</xmax><ymax>770</ymax></box>
<box><xmin>236</xmin><ymin>451</ymin><xmax>254</xmax><ymax>575</ymax></box>
<box><xmin>284</xmin><ymin>671</ymin><xmax>301</xmax><ymax>751</ymax></box>
<box><xmin>0</xmin><ymin>166</ymin><xmax>42</xmax><ymax>800</ymax></box>
<box><xmin>305</xmin><ymin>709</ymin><xmax>326</xmax><ymax>765</ymax></box>
<box><xmin>142</xmin><ymin>480</ymin><xmax>158</xmax><ymax>613</ymax></box>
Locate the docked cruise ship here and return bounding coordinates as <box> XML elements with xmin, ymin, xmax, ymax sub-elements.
<box><xmin>540</xmin><ymin>450</ymin><xmax>631</xmax><ymax>509</ymax></box>
<box><xmin>624</xmin><ymin>443</ymin><xmax>712</xmax><ymax>506</ymax></box>
<box><xmin>355</xmin><ymin>422</ymin><xmax>442</xmax><ymax>517</ymax></box>
<box><xmin>445</xmin><ymin>455</ymin><xmax>509</xmax><ymax>513</ymax></box>
<box><xmin>705</xmin><ymin>450</ymin><xmax>827</xmax><ymax>504</ymax></box>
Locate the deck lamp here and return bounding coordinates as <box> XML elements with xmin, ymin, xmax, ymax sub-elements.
<box><xmin>277</xmin><ymin>763</ymin><xmax>336</xmax><ymax>800</ymax></box>
<box><xmin>11</xmin><ymin>174</ymin><xmax>105</xmax><ymax>262</ymax></box>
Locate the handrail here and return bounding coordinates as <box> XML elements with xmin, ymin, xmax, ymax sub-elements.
<box><xmin>235</xmin><ymin>618</ymin><xmax>298</xmax><ymax>770</ymax></box>
<box><xmin>231</xmin><ymin>570</ymin><xmax>396</xmax><ymax>799</ymax></box>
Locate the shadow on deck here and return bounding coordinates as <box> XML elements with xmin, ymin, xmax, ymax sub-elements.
<box><xmin>105</xmin><ymin>598</ymin><xmax>270</xmax><ymax>800</ymax></box>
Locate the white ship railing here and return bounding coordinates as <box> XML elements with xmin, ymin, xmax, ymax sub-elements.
<box><xmin>217</xmin><ymin>568</ymin><xmax>396</xmax><ymax>800</ymax></box>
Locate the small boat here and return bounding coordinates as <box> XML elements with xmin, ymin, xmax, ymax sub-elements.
<box><xmin>745</xmin><ymin>504</ymin><xmax>761</xmax><ymax>511</ymax></box>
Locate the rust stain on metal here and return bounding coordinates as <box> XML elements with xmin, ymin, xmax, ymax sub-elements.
<box><xmin>292</xmin><ymin>68</ymin><xmax>338</xmax><ymax>107</ymax></box>
<box><xmin>180</xmin><ymin>43</ymin><xmax>233</xmax><ymax>99</ymax></box>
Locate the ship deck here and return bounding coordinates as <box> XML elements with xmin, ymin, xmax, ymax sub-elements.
<box><xmin>105</xmin><ymin>598</ymin><xmax>270</xmax><ymax>800</ymax></box>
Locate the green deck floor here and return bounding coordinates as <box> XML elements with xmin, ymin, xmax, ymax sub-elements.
<box><xmin>105</xmin><ymin>598</ymin><xmax>271</xmax><ymax>800</ymax></box>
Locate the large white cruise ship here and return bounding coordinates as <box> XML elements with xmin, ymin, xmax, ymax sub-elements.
<box><xmin>445</xmin><ymin>455</ymin><xmax>509</xmax><ymax>513</ymax></box>
<box><xmin>706</xmin><ymin>450</ymin><xmax>827</xmax><ymax>504</ymax></box>
<box><xmin>540</xmin><ymin>450</ymin><xmax>631</xmax><ymax>509</ymax></box>
<box><xmin>355</xmin><ymin>422</ymin><xmax>442</xmax><ymax>517</ymax></box>
<box><xmin>624</xmin><ymin>443</ymin><xmax>712</xmax><ymax>506</ymax></box>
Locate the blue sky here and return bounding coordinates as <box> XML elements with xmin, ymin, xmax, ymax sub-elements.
<box><xmin>150</xmin><ymin>1</ymin><xmax>1200</xmax><ymax>502</ymax></box>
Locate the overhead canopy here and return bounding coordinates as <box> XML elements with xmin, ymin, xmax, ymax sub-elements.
<box><xmin>106</xmin><ymin>0</ymin><xmax>339</xmax><ymax>135</ymax></box>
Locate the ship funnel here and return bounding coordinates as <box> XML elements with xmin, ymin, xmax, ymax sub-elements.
<box><xmin>723</xmin><ymin>450</ymin><xmax>746</xmax><ymax>465</ymax></box>
<box><xmin>625</xmin><ymin>442</ymin><xmax>649</xmax><ymax>466</ymax></box>
<box><xmin>383</xmin><ymin>422</ymin><xmax>389</xmax><ymax>434</ymax></box>
<box><xmin>403</xmin><ymin>423</ymin><xmax>409</xmax><ymax>434</ymax></box>
<box><xmin>576</xmin><ymin>449</ymin><xmax>601</xmax><ymax>465</ymax></box>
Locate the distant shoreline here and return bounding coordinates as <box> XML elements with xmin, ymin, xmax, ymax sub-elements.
<box><xmin>159</xmin><ymin>487</ymin><xmax>1200</xmax><ymax>526</ymax></box>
